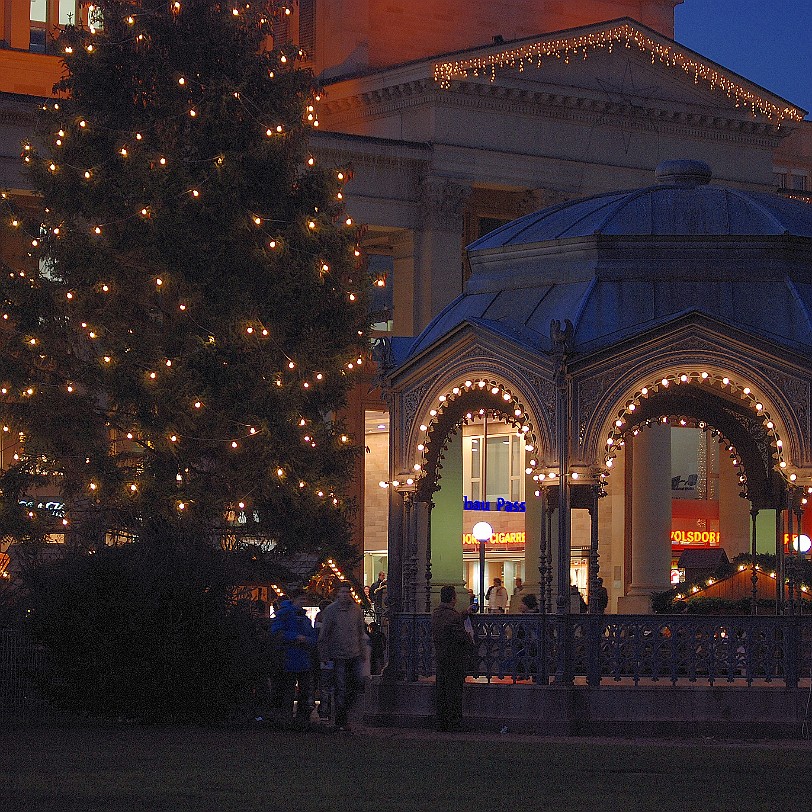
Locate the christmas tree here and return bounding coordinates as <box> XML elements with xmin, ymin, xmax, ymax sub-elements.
<box><xmin>0</xmin><ymin>0</ymin><xmax>369</xmax><ymax>559</ymax></box>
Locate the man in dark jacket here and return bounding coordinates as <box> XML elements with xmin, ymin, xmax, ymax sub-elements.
<box><xmin>431</xmin><ymin>584</ymin><xmax>473</xmax><ymax>731</ymax></box>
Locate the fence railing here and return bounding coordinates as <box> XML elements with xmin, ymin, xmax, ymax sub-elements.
<box><xmin>0</xmin><ymin>628</ymin><xmax>47</xmax><ymax>718</ymax></box>
<box><xmin>390</xmin><ymin>613</ymin><xmax>812</xmax><ymax>687</ymax></box>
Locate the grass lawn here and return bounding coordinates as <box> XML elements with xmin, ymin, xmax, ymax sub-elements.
<box><xmin>3</xmin><ymin>724</ymin><xmax>811</xmax><ymax>812</ymax></box>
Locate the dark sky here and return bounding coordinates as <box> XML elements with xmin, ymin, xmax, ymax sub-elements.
<box><xmin>675</xmin><ymin>0</ymin><xmax>812</xmax><ymax>117</ymax></box>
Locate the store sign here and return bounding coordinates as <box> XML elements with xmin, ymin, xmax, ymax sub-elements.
<box><xmin>462</xmin><ymin>496</ymin><xmax>526</xmax><ymax>513</ymax></box>
<box><xmin>19</xmin><ymin>498</ymin><xmax>66</xmax><ymax>517</ymax></box>
<box><xmin>670</xmin><ymin>530</ymin><xmax>720</xmax><ymax>544</ymax></box>
<box><xmin>462</xmin><ymin>531</ymin><xmax>525</xmax><ymax>547</ymax></box>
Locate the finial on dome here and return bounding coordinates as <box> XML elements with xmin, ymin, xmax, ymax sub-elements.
<box><xmin>655</xmin><ymin>159</ymin><xmax>713</xmax><ymax>187</ymax></box>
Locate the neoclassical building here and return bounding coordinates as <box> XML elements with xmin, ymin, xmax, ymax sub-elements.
<box><xmin>1</xmin><ymin>0</ymin><xmax>811</xmax><ymax>599</ymax></box>
<box><xmin>380</xmin><ymin>158</ymin><xmax>812</xmax><ymax>618</ymax></box>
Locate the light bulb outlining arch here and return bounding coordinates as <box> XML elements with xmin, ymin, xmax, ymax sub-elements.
<box><xmin>601</xmin><ymin>370</ymin><xmax>793</xmax><ymax>497</ymax></box>
<box><xmin>402</xmin><ymin>378</ymin><xmax>541</xmax><ymax>501</ymax></box>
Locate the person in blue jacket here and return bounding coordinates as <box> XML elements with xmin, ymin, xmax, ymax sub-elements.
<box><xmin>270</xmin><ymin>590</ymin><xmax>318</xmax><ymax>723</ymax></box>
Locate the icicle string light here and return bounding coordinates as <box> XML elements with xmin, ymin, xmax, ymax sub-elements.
<box><xmin>433</xmin><ymin>22</ymin><xmax>804</xmax><ymax>125</ymax></box>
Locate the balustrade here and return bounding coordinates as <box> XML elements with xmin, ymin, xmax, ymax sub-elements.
<box><xmin>389</xmin><ymin>613</ymin><xmax>812</xmax><ymax>687</ymax></box>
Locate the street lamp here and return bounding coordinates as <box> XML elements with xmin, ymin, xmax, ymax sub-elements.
<box><xmin>472</xmin><ymin>521</ymin><xmax>492</xmax><ymax>613</ymax></box>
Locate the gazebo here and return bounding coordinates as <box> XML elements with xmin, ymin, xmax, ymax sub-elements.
<box><xmin>368</xmin><ymin>160</ymin><xmax>812</xmax><ymax>734</ymax></box>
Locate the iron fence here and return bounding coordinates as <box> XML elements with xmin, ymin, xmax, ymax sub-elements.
<box><xmin>391</xmin><ymin>613</ymin><xmax>812</xmax><ymax>687</ymax></box>
<box><xmin>0</xmin><ymin>628</ymin><xmax>47</xmax><ymax>718</ymax></box>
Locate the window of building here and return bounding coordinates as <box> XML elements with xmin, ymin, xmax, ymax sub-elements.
<box><xmin>30</xmin><ymin>1</ymin><xmax>97</xmax><ymax>53</ymax></box>
<box><xmin>463</xmin><ymin>423</ymin><xmax>525</xmax><ymax>503</ymax></box>
<box><xmin>368</xmin><ymin>254</ymin><xmax>393</xmax><ymax>332</ymax></box>
<box><xmin>791</xmin><ymin>174</ymin><xmax>808</xmax><ymax>191</ymax></box>
<box><xmin>774</xmin><ymin>171</ymin><xmax>788</xmax><ymax>189</ymax></box>
<box><xmin>363</xmin><ymin>410</ymin><xmax>389</xmax><ymax>585</ymax></box>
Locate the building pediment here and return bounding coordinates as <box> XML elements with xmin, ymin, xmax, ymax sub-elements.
<box><xmin>320</xmin><ymin>19</ymin><xmax>805</xmax><ymax>137</ymax></box>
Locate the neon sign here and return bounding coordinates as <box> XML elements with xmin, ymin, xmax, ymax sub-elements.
<box><xmin>463</xmin><ymin>496</ymin><xmax>526</xmax><ymax>513</ymax></box>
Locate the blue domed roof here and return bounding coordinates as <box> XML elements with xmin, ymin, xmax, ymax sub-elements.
<box><xmin>469</xmin><ymin>160</ymin><xmax>812</xmax><ymax>249</ymax></box>
<box><xmin>408</xmin><ymin>161</ymin><xmax>812</xmax><ymax>360</ymax></box>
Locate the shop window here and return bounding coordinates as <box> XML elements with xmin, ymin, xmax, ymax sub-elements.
<box><xmin>363</xmin><ymin>410</ymin><xmax>389</xmax><ymax>572</ymax></box>
<box><xmin>774</xmin><ymin>171</ymin><xmax>788</xmax><ymax>189</ymax></box>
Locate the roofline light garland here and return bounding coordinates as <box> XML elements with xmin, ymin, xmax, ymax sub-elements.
<box><xmin>433</xmin><ymin>22</ymin><xmax>804</xmax><ymax>125</ymax></box>
<box><xmin>603</xmin><ymin>371</ymin><xmax>791</xmax><ymax>495</ymax></box>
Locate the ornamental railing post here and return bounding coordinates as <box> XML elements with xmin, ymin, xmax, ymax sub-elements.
<box><xmin>785</xmin><ymin>616</ymin><xmax>800</xmax><ymax>688</ymax></box>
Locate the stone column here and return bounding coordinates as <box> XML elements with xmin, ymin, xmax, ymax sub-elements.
<box><xmin>415</xmin><ymin>177</ymin><xmax>470</xmax><ymax>331</ymax></box>
<box><xmin>718</xmin><ymin>454</ymin><xmax>751</xmax><ymax>558</ymax></box>
<box><xmin>617</xmin><ymin>425</ymin><xmax>672</xmax><ymax>613</ymax></box>
<box><xmin>428</xmin><ymin>430</ymin><xmax>465</xmax><ymax>602</ymax></box>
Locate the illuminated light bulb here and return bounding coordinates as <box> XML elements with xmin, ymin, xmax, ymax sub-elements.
<box><xmin>140</xmin><ymin>208</ymin><xmax>148</xmax><ymax>216</ymax></box>
<box><xmin>170</xmin><ymin>435</ymin><xmax>177</xmax><ymax>442</ymax></box>
<box><xmin>701</xmin><ymin>372</ymin><xmax>709</xmax><ymax>379</ymax></box>
<box><xmin>780</xmin><ymin>461</ymin><xmax>787</xmax><ymax>468</ymax></box>
<box><xmin>246</xmin><ymin>327</ymin><xmax>254</xmax><ymax>334</ymax></box>
<box><xmin>149</xmin><ymin>372</ymin><xmax>156</xmax><ymax>379</ymax></box>
<box><xmin>189</xmin><ymin>109</ymin><xmax>197</xmax><ymax>118</ymax></box>
<box><xmin>277</xmin><ymin>468</ymin><xmax>284</xmax><ymax>477</ymax></box>
<box><xmin>194</xmin><ymin>401</ymin><xmax>201</xmax><ymax>409</ymax></box>
<box><xmin>269</xmin><ymin>240</ymin><xmax>277</xmax><ymax>248</ymax></box>
<box><xmin>429</xmin><ymin>409</ymin><xmax>437</xmax><ymax>417</ymax></box>
<box><xmin>419</xmin><ymin>424</ymin><xmax>427</xmax><ymax>431</ymax></box>
<box><xmin>417</xmin><ymin>444</ymin><xmax>425</xmax><ymax>451</ymax></box>
<box><xmin>627</xmin><ymin>403</ymin><xmax>636</xmax><ymax>411</ymax></box>
<box><xmin>178</xmin><ymin>502</ymin><xmax>185</xmax><ymax>511</ymax></box>
<box><xmin>126</xmin><ymin>433</ymin><xmax>133</xmax><ymax>440</ymax></box>
<box><xmin>722</xmin><ymin>377</ymin><xmax>729</xmax><ymax>385</ymax></box>
<box><xmin>93</xmin><ymin>226</ymin><xmax>102</xmax><ymax>234</ymax></box>
<box><xmin>159</xmin><ymin>157</ymin><xmax>167</xmax><ymax>166</ymax></box>
<box><xmin>438</xmin><ymin>395</ymin><xmax>446</xmax><ymax>403</ymax></box>
<box><xmin>767</xmin><ymin>421</ymin><xmax>774</xmax><ymax>429</ymax></box>
<box><xmin>661</xmin><ymin>379</ymin><xmax>669</xmax><ymax>387</ymax></box>
<box><xmin>337</xmin><ymin>172</ymin><xmax>345</xmax><ymax>180</ymax></box>
<box><xmin>67</xmin><ymin>385</ymin><xmax>73</xmax><ymax>393</ymax></box>
<box><xmin>348</xmin><ymin>294</ymin><xmax>356</xmax><ymax>301</ymax></box>
<box><xmin>86</xmin><ymin>44</ymin><xmax>93</xmax><ymax>52</ymax></box>
<box><xmin>179</xmin><ymin>304</ymin><xmax>187</xmax><ymax>311</ymax></box>
<box><xmin>345</xmin><ymin>217</ymin><xmax>353</xmax><ymax>226</ymax></box>
<box><xmin>250</xmin><ymin>427</ymin><xmax>257</xmax><ymax>435</ymax></box>
<box><xmin>65</xmin><ymin>46</ymin><xmax>73</xmax><ymax>54</ymax></box>
<box><xmin>231</xmin><ymin>441</ymin><xmax>238</xmax><ymax>448</ymax></box>
<box><xmin>743</xmin><ymin>387</ymin><xmax>751</xmax><ymax>395</ymax></box>
<box><xmin>299</xmin><ymin>482</ymin><xmax>305</xmax><ymax>489</ymax></box>
<box><xmin>777</xmin><ymin>440</ymin><xmax>783</xmax><ymax>448</ymax></box>
<box><xmin>103</xmin><ymin>356</ymin><xmax>111</xmax><ymax>364</ymax></box>
<box><xmin>288</xmin><ymin>361</ymin><xmax>295</xmax><ymax>369</ymax></box>
<box><xmin>491</xmin><ymin>386</ymin><xmax>499</xmax><ymax>394</ymax></box>
<box><xmin>84</xmin><ymin>170</ymin><xmax>92</xmax><ymax>179</ymax></box>
<box><xmin>790</xmin><ymin>473</ymin><xmax>797</xmax><ymax>481</ymax></box>
<box><xmin>120</xmin><ymin>148</ymin><xmax>128</xmax><ymax>157</ymax></box>
<box><xmin>308</xmin><ymin>221</ymin><xmax>316</xmax><ymax>229</ymax></box>
<box><xmin>165</xmin><ymin>360</ymin><xmax>172</xmax><ymax>367</ymax></box>
<box><xmin>316</xmin><ymin>373</ymin><xmax>323</xmax><ymax>380</ymax></box>
<box><xmin>130</xmin><ymin>484</ymin><xmax>137</xmax><ymax>492</ymax></box>
<box><xmin>307</xmin><ymin>157</ymin><xmax>315</xmax><ymax>166</ymax></box>
<box><xmin>276</xmin><ymin>125</ymin><xmax>283</xmax><ymax>132</ymax></box>
<box><xmin>89</xmin><ymin>482</ymin><xmax>97</xmax><ymax>491</ymax></box>
<box><xmin>191</xmin><ymin>189</ymin><xmax>200</xmax><ymax>198</ymax></box>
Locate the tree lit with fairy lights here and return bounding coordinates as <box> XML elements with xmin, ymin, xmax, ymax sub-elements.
<box><xmin>0</xmin><ymin>0</ymin><xmax>369</xmax><ymax>557</ymax></box>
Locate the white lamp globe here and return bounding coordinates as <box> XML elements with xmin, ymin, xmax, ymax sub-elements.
<box><xmin>472</xmin><ymin>521</ymin><xmax>493</xmax><ymax>543</ymax></box>
<box><xmin>792</xmin><ymin>534</ymin><xmax>811</xmax><ymax>554</ymax></box>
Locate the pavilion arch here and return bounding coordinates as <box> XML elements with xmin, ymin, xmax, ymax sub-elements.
<box><xmin>406</xmin><ymin>375</ymin><xmax>545</xmax><ymax>502</ymax></box>
<box><xmin>581</xmin><ymin>365</ymin><xmax>802</xmax><ymax>506</ymax></box>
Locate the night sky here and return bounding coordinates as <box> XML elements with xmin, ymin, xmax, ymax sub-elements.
<box><xmin>675</xmin><ymin>0</ymin><xmax>812</xmax><ymax>117</ymax></box>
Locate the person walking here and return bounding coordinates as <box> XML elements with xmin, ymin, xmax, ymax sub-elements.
<box><xmin>369</xmin><ymin>571</ymin><xmax>387</xmax><ymax>624</ymax></box>
<box><xmin>270</xmin><ymin>591</ymin><xmax>318</xmax><ymax>725</ymax></box>
<box><xmin>593</xmin><ymin>577</ymin><xmax>609</xmax><ymax>614</ymax></box>
<box><xmin>317</xmin><ymin>582</ymin><xmax>369</xmax><ymax>731</ymax></box>
<box><xmin>486</xmin><ymin>577</ymin><xmax>508</xmax><ymax>613</ymax></box>
<box><xmin>508</xmin><ymin>576</ymin><xmax>524</xmax><ymax>613</ymax></box>
<box><xmin>431</xmin><ymin>584</ymin><xmax>473</xmax><ymax>732</ymax></box>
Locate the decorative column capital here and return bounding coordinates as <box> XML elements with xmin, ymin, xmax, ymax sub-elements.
<box><xmin>418</xmin><ymin>176</ymin><xmax>470</xmax><ymax>231</ymax></box>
